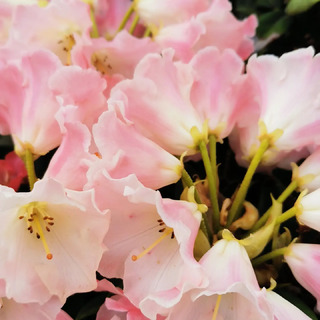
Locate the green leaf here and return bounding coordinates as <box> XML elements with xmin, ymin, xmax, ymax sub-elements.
<box><xmin>257</xmin><ymin>11</ymin><xmax>292</xmax><ymax>38</ymax></box>
<box><xmin>285</xmin><ymin>0</ymin><xmax>320</xmax><ymax>15</ymax></box>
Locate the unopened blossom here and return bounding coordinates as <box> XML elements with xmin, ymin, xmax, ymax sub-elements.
<box><xmin>297</xmin><ymin>188</ymin><xmax>320</xmax><ymax>232</ymax></box>
<box><xmin>292</xmin><ymin>147</ymin><xmax>320</xmax><ymax>192</ymax></box>
<box><xmin>86</xmin><ymin>171</ymin><xmax>206</xmax><ymax>318</ymax></box>
<box><xmin>230</xmin><ymin>47</ymin><xmax>320</xmax><ymax>169</ymax></box>
<box><xmin>0</xmin><ymin>178</ymin><xmax>109</xmax><ymax>305</ymax></box>
<box><xmin>0</xmin><ymin>49</ymin><xmax>63</xmax><ymax>157</ymax></box>
<box><xmin>91</xmin><ymin>110</ymin><xmax>182</xmax><ymax>189</ymax></box>
<box><xmin>9</xmin><ymin>0</ymin><xmax>92</xmax><ymax>65</ymax></box>
<box><xmin>285</xmin><ymin>243</ymin><xmax>320</xmax><ymax>312</ymax></box>
<box><xmin>110</xmin><ymin>46</ymin><xmax>244</xmax><ymax>155</ymax></box>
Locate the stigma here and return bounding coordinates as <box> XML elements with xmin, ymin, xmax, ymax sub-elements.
<box><xmin>18</xmin><ymin>201</ymin><xmax>54</xmax><ymax>260</ymax></box>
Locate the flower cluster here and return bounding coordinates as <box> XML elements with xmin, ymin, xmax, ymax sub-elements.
<box><xmin>0</xmin><ymin>0</ymin><xmax>319</xmax><ymax>319</ymax></box>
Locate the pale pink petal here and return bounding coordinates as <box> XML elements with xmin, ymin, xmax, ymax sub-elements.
<box><xmin>0</xmin><ymin>295</ymin><xmax>63</xmax><ymax>320</ymax></box>
<box><xmin>266</xmin><ymin>290</ymin><xmax>311</xmax><ymax>320</ymax></box>
<box><xmin>44</xmin><ymin>121</ymin><xmax>96</xmax><ymax>190</ymax></box>
<box><xmin>285</xmin><ymin>243</ymin><xmax>320</xmax><ymax>311</ymax></box>
<box><xmin>0</xmin><ymin>49</ymin><xmax>63</xmax><ymax>156</ymax></box>
<box><xmin>92</xmin><ymin>110</ymin><xmax>182</xmax><ymax>189</ymax></box>
<box><xmin>190</xmin><ymin>46</ymin><xmax>244</xmax><ymax>139</ymax></box>
<box><xmin>49</xmin><ymin>65</ymin><xmax>108</xmax><ymax>131</ymax></box>
<box><xmin>194</xmin><ymin>0</ymin><xmax>257</xmax><ymax>60</ymax></box>
<box><xmin>135</xmin><ymin>0</ymin><xmax>208</xmax><ymax>27</ymax></box>
<box><xmin>295</xmin><ymin>148</ymin><xmax>320</xmax><ymax>191</ymax></box>
<box><xmin>109</xmin><ymin>48</ymin><xmax>204</xmax><ymax>155</ymax></box>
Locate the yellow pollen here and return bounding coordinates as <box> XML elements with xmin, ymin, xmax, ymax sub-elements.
<box><xmin>18</xmin><ymin>202</ymin><xmax>54</xmax><ymax>260</ymax></box>
<box><xmin>131</xmin><ymin>227</ymin><xmax>174</xmax><ymax>261</ymax></box>
<box><xmin>212</xmin><ymin>295</ymin><xmax>222</xmax><ymax>320</ymax></box>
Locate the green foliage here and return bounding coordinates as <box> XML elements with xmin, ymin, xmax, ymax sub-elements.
<box><xmin>286</xmin><ymin>0</ymin><xmax>320</xmax><ymax>15</ymax></box>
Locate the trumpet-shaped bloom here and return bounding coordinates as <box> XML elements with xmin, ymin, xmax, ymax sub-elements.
<box><xmin>166</xmin><ymin>239</ymin><xmax>273</xmax><ymax>319</ymax></box>
<box><xmin>91</xmin><ymin>110</ymin><xmax>182</xmax><ymax>189</ymax></box>
<box><xmin>0</xmin><ymin>178</ymin><xmax>109</xmax><ymax>304</ymax></box>
<box><xmin>298</xmin><ymin>188</ymin><xmax>320</xmax><ymax>232</ymax></box>
<box><xmin>0</xmin><ymin>49</ymin><xmax>63</xmax><ymax>156</ymax></box>
<box><xmin>10</xmin><ymin>0</ymin><xmax>92</xmax><ymax>64</ymax></box>
<box><xmin>110</xmin><ymin>46</ymin><xmax>244</xmax><ymax>155</ymax></box>
<box><xmin>86</xmin><ymin>171</ymin><xmax>205</xmax><ymax>318</ymax></box>
<box><xmin>230</xmin><ymin>47</ymin><xmax>320</xmax><ymax>169</ymax></box>
<box><xmin>72</xmin><ymin>30</ymin><xmax>159</xmax><ymax>97</ymax></box>
<box><xmin>285</xmin><ymin>243</ymin><xmax>320</xmax><ymax>311</ymax></box>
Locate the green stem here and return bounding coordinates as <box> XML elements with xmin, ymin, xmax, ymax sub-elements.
<box><xmin>143</xmin><ymin>26</ymin><xmax>152</xmax><ymax>37</ymax></box>
<box><xmin>249</xmin><ymin>180</ymin><xmax>299</xmax><ymax>233</ymax></box>
<box><xmin>226</xmin><ymin>138</ymin><xmax>269</xmax><ymax>227</ymax></box>
<box><xmin>116</xmin><ymin>3</ymin><xmax>134</xmax><ymax>33</ymax></box>
<box><xmin>251</xmin><ymin>247</ymin><xmax>287</xmax><ymax>267</ymax></box>
<box><xmin>277</xmin><ymin>180</ymin><xmax>298</xmax><ymax>203</ymax></box>
<box><xmin>89</xmin><ymin>3</ymin><xmax>99</xmax><ymax>38</ymax></box>
<box><xmin>199</xmin><ymin>140</ymin><xmax>220</xmax><ymax>233</ymax></box>
<box><xmin>209</xmin><ymin>135</ymin><xmax>218</xmax><ymax>189</ymax></box>
<box><xmin>181</xmin><ymin>169</ymin><xmax>201</xmax><ymax>204</ymax></box>
<box><xmin>181</xmin><ymin>168</ymin><xmax>211</xmax><ymax>242</ymax></box>
<box><xmin>23</xmin><ymin>149</ymin><xmax>37</xmax><ymax>190</ymax></box>
<box><xmin>275</xmin><ymin>207</ymin><xmax>297</xmax><ymax>225</ymax></box>
<box><xmin>129</xmin><ymin>14</ymin><xmax>140</xmax><ymax>35</ymax></box>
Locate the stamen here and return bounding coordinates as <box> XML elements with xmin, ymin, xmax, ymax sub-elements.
<box><xmin>33</xmin><ymin>214</ymin><xmax>53</xmax><ymax>260</ymax></box>
<box><xmin>132</xmin><ymin>227</ymin><xmax>174</xmax><ymax>261</ymax></box>
<box><xmin>212</xmin><ymin>295</ymin><xmax>222</xmax><ymax>320</ymax></box>
<box><xmin>18</xmin><ymin>202</ymin><xmax>54</xmax><ymax>260</ymax></box>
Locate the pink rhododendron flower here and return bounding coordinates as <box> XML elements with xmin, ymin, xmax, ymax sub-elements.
<box><xmin>86</xmin><ymin>171</ymin><xmax>205</xmax><ymax>318</ymax></box>
<box><xmin>91</xmin><ymin>110</ymin><xmax>182</xmax><ymax>189</ymax></box>
<box><xmin>0</xmin><ymin>178</ymin><xmax>109</xmax><ymax>304</ymax></box>
<box><xmin>9</xmin><ymin>0</ymin><xmax>92</xmax><ymax>65</ymax></box>
<box><xmin>150</xmin><ymin>0</ymin><xmax>257</xmax><ymax>62</ymax></box>
<box><xmin>72</xmin><ymin>30</ymin><xmax>158</xmax><ymax>97</ymax></box>
<box><xmin>0</xmin><ymin>151</ymin><xmax>27</xmax><ymax>190</ymax></box>
<box><xmin>110</xmin><ymin>46</ymin><xmax>244</xmax><ymax>155</ymax></box>
<box><xmin>0</xmin><ymin>49</ymin><xmax>63</xmax><ymax>157</ymax></box>
<box><xmin>166</xmin><ymin>239</ymin><xmax>273</xmax><ymax>319</ymax></box>
<box><xmin>285</xmin><ymin>243</ymin><xmax>320</xmax><ymax>311</ymax></box>
<box><xmin>230</xmin><ymin>47</ymin><xmax>320</xmax><ymax>169</ymax></box>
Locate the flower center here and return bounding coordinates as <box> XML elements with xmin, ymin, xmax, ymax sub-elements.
<box><xmin>131</xmin><ymin>219</ymin><xmax>175</xmax><ymax>261</ymax></box>
<box><xmin>18</xmin><ymin>201</ymin><xmax>54</xmax><ymax>260</ymax></box>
